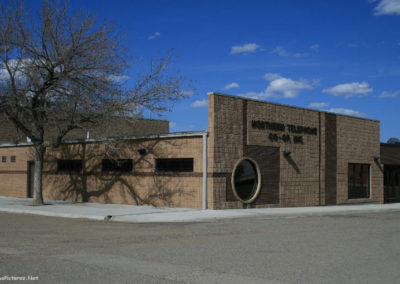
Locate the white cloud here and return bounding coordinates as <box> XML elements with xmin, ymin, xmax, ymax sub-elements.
<box><xmin>373</xmin><ymin>0</ymin><xmax>400</xmax><ymax>15</ymax></box>
<box><xmin>190</xmin><ymin>99</ymin><xmax>208</xmax><ymax>108</ymax></box>
<box><xmin>148</xmin><ymin>32</ymin><xmax>160</xmax><ymax>40</ymax></box>
<box><xmin>272</xmin><ymin>46</ymin><xmax>309</xmax><ymax>57</ymax></box>
<box><xmin>264</xmin><ymin>73</ymin><xmax>282</xmax><ymax>81</ymax></box>
<box><xmin>230</xmin><ymin>43</ymin><xmax>261</xmax><ymax>55</ymax></box>
<box><xmin>264</xmin><ymin>74</ymin><xmax>313</xmax><ymax>98</ymax></box>
<box><xmin>240</xmin><ymin>73</ymin><xmax>314</xmax><ymax>99</ymax></box>
<box><xmin>170</xmin><ymin>122</ymin><xmax>196</xmax><ymax>132</ymax></box>
<box><xmin>293</xmin><ymin>52</ymin><xmax>309</xmax><ymax>57</ymax></box>
<box><xmin>322</xmin><ymin>81</ymin><xmax>373</xmax><ymax>98</ymax></box>
<box><xmin>308</xmin><ymin>102</ymin><xmax>329</xmax><ymax>109</ymax></box>
<box><xmin>379</xmin><ymin>90</ymin><xmax>400</xmax><ymax>98</ymax></box>
<box><xmin>310</xmin><ymin>44</ymin><xmax>320</xmax><ymax>51</ymax></box>
<box><xmin>222</xmin><ymin>82</ymin><xmax>239</xmax><ymax>90</ymax></box>
<box><xmin>0</xmin><ymin>59</ymin><xmax>32</xmax><ymax>83</ymax></box>
<box><xmin>182</xmin><ymin>90</ymin><xmax>194</xmax><ymax>96</ymax></box>
<box><xmin>327</xmin><ymin>108</ymin><xmax>366</xmax><ymax>117</ymax></box>
<box><xmin>106</xmin><ymin>74</ymin><xmax>129</xmax><ymax>83</ymax></box>
<box><xmin>0</xmin><ymin>68</ymin><xmax>9</xmax><ymax>81</ymax></box>
<box><xmin>271</xmin><ymin>46</ymin><xmax>290</xmax><ymax>57</ymax></box>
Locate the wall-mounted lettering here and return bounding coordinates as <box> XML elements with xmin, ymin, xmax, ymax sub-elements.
<box><xmin>293</xmin><ymin>136</ymin><xmax>303</xmax><ymax>144</ymax></box>
<box><xmin>251</xmin><ymin>120</ymin><xmax>317</xmax><ymax>135</ymax></box>
<box><xmin>269</xmin><ymin>133</ymin><xmax>291</xmax><ymax>142</ymax></box>
<box><xmin>269</xmin><ymin>133</ymin><xmax>304</xmax><ymax>144</ymax></box>
<box><xmin>252</xmin><ymin>120</ymin><xmax>285</xmax><ymax>132</ymax></box>
<box><xmin>287</xmin><ymin>124</ymin><xmax>317</xmax><ymax>135</ymax></box>
<box><xmin>252</xmin><ymin>120</ymin><xmax>316</xmax><ymax>145</ymax></box>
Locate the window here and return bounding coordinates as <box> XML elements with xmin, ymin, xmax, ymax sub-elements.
<box><xmin>155</xmin><ymin>158</ymin><xmax>193</xmax><ymax>172</ymax></box>
<box><xmin>102</xmin><ymin>159</ymin><xmax>133</xmax><ymax>172</ymax></box>
<box><xmin>348</xmin><ymin>163</ymin><xmax>370</xmax><ymax>199</ymax></box>
<box><xmin>57</xmin><ymin>160</ymin><xmax>83</xmax><ymax>173</ymax></box>
<box><xmin>10</xmin><ymin>156</ymin><xmax>16</xmax><ymax>163</ymax></box>
<box><xmin>231</xmin><ymin>158</ymin><xmax>261</xmax><ymax>203</ymax></box>
<box><xmin>385</xmin><ymin>166</ymin><xmax>400</xmax><ymax>187</ymax></box>
<box><xmin>1</xmin><ymin>156</ymin><xmax>5</xmax><ymax>163</ymax></box>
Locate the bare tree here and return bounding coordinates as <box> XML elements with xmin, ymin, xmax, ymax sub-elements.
<box><xmin>387</xmin><ymin>137</ymin><xmax>400</xmax><ymax>144</ymax></box>
<box><xmin>0</xmin><ymin>1</ymin><xmax>185</xmax><ymax>205</ymax></box>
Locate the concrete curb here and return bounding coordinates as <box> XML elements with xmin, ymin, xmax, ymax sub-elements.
<box><xmin>0</xmin><ymin>207</ymin><xmax>107</xmax><ymax>221</ymax></box>
<box><xmin>1</xmin><ymin>197</ymin><xmax>400</xmax><ymax>223</ymax></box>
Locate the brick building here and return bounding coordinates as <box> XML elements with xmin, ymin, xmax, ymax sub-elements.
<box><xmin>0</xmin><ymin>93</ymin><xmax>399</xmax><ymax>209</ymax></box>
<box><xmin>0</xmin><ymin>116</ymin><xmax>169</xmax><ymax>143</ymax></box>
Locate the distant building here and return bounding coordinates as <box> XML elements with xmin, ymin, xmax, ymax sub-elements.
<box><xmin>0</xmin><ymin>116</ymin><xmax>169</xmax><ymax>143</ymax></box>
<box><xmin>0</xmin><ymin>93</ymin><xmax>399</xmax><ymax>208</ymax></box>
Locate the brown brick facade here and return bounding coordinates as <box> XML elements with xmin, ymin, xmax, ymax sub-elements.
<box><xmin>325</xmin><ymin>113</ymin><xmax>337</xmax><ymax>205</ymax></box>
<box><xmin>0</xmin><ymin>137</ymin><xmax>205</xmax><ymax>208</ymax></box>
<box><xmin>207</xmin><ymin>93</ymin><xmax>383</xmax><ymax>208</ymax></box>
<box><xmin>0</xmin><ymin>93</ymin><xmax>385</xmax><ymax>209</ymax></box>
<box><xmin>0</xmin><ymin>147</ymin><xmax>33</xmax><ymax>197</ymax></box>
<box><xmin>335</xmin><ymin>115</ymin><xmax>382</xmax><ymax>204</ymax></box>
<box><xmin>0</xmin><ymin>117</ymin><xmax>169</xmax><ymax>142</ymax></box>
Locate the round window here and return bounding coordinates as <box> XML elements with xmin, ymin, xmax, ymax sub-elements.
<box><xmin>231</xmin><ymin>158</ymin><xmax>261</xmax><ymax>203</ymax></box>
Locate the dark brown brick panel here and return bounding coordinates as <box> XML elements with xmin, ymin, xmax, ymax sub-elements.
<box><xmin>325</xmin><ymin>113</ymin><xmax>337</xmax><ymax>205</ymax></box>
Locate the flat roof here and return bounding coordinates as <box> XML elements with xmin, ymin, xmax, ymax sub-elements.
<box><xmin>208</xmin><ymin>92</ymin><xmax>380</xmax><ymax>123</ymax></box>
<box><xmin>0</xmin><ymin>131</ymin><xmax>208</xmax><ymax>148</ymax></box>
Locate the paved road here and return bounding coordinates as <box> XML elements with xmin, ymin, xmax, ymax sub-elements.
<box><xmin>1</xmin><ymin>211</ymin><xmax>400</xmax><ymax>284</ymax></box>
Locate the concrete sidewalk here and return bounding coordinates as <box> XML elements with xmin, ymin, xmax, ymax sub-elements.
<box><xmin>1</xmin><ymin>196</ymin><xmax>400</xmax><ymax>223</ymax></box>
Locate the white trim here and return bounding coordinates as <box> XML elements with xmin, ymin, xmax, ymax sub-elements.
<box><xmin>231</xmin><ymin>157</ymin><xmax>262</xmax><ymax>204</ymax></box>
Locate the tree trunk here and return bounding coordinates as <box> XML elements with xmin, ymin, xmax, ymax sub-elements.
<box><xmin>81</xmin><ymin>143</ymin><xmax>88</xmax><ymax>202</ymax></box>
<box><xmin>32</xmin><ymin>144</ymin><xmax>45</xmax><ymax>206</ymax></box>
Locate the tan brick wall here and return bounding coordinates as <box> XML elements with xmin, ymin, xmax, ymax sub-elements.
<box><xmin>336</xmin><ymin>116</ymin><xmax>383</xmax><ymax>204</ymax></box>
<box><xmin>247</xmin><ymin>100</ymin><xmax>321</xmax><ymax>207</ymax></box>
<box><xmin>0</xmin><ymin>146</ymin><xmax>33</xmax><ymax>197</ymax></box>
<box><xmin>208</xmin><ymin>94</ymin><xmax>244</xmax><ymax>209</ymax></box>
<box><xmin>41</xmin><ymin>137</ymin><xmax>204</xmax><ymax>208</ymax></box>
<box><xmin>319</xmin><ymin>113</ymin><xmax>326</xmax><ymax>205</ymax></box>
<box><xmin>0</xmin><ymin>137</ymin><xmax>206</xmax><ymax>209</ymax></box>
<box><xmin>209</xmin><ymin>94</ymin><xmax>322</xmax><ymax>208</ymax></box>
<box><xmin>0</xmin><ymin>93</ymin><xmax>384</xmax><ymax>209</ymax></box>
<box><xmin>208</xmin><ymin>93</ymin><xmax>383</xmax><ymax>209</ymax></box>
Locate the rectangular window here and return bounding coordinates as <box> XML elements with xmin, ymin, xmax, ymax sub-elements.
<box><xmin>348</xmin><ymin>163</ymin><xmax>370</xmax><ymax>199</ymax></box>
<box><xmin>155</xmin><ymin>158</ymin><xmax>193</xmax><ymax>172</ymax></box>
<box><xmin>10</xmin><ymin>156</ymin><xmax>16</xmax><ymax>163</ymax></box>
<box><xmin>57</xmin><ymin>160</ymin><xmax>83</xmax><ymax>173</ymax></box>
<box><xmin>1</xmin><ymin>156</ymin><xmax>6</xmax><ymax>163</ymax></box>
<box><xmin>102</xmin><ymin>159</ymin><xmax>133</xmax><ymax>172</ymax></box>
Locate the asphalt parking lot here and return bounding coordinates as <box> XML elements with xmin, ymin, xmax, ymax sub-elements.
<box><xmin>1</xmin><ymin>210</ymin><xmax>400</xmax><ymax>283</ymax></box>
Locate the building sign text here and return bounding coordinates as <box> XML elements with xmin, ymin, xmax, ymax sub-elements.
<box><xmin>251</xmin><ymin>120</ymin><xmax>317</xmax><ymax>144</ymax></box>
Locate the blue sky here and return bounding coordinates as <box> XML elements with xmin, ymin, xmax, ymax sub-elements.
<box><xmin>25</xmin><ymin>0</ymin><xmax>400</xmax><ymax>141</ymax></box>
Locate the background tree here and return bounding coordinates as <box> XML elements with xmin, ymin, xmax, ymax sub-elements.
<box><xmin>387</xmin><ymin>137</ymin><xmax>400</xmax><ymax>144</ymax></box>
<box><xmin>0</xmin><ymin>1</ymin><xmax>185</xmax><ymax>205</ymax></box>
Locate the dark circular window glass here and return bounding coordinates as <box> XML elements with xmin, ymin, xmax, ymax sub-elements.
<box><xmin>232</xmin><ymin>159</ymin><xmax>260</xmax><ymax>202</ymax></box>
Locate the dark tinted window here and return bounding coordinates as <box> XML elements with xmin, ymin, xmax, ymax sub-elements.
<box><xmin>102</xmin><ymin>159</ymin><xmax>133</xmax><ymax>172</ymax></box>
<box><xmin>10</xmin><ymin>156</ymin><xmax>16</xmax><ymax>163</ymax></box>
<box><xmin>233</xmin><ymin>159</ymin><xmax>259</xmax><ymax>201</ymax></box>
<box><xmin>348</xmin><ymin>163</ymin><xmax>370</xmax><ymax>199</ymax></box>
<box><xmin>155</xmin><ymin>158</ymin><xmax>193</xmax><ymax>172</ymax></box>
<box><xmin>1</xmin><ymin>156</ymin><xmax>6</xmax><ymax>163</ymax></box>
<box><xmin>57</xmin><ymin>160</ymin><xmax>82</xmax><ymax>172</ymax></box>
